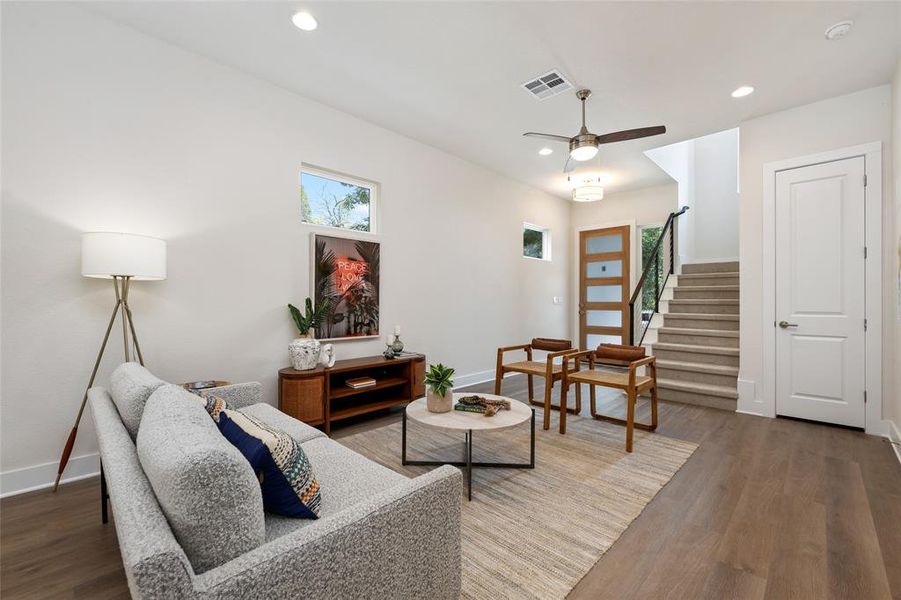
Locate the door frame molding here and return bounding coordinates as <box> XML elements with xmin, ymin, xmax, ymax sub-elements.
<box><xmin>572</xmin><ymin>219</ymin><xmax>638</xmax><ymax>349</ymax></box>
<box><xmin>759</xmin><ymin>141</ymin><xmax>883</xmax><ymax>435</ymax></box>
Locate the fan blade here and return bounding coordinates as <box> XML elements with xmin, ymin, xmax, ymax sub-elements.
<box><xmin>563</xmin><ymin>156</ymin><xmax>576</xmax><ymax>173</ymax></box>
<box><xmin>523</xmin><ymin>132</ymin><xmax>572</xmax><ymax>143</ymax></box>
<box><xmin>596</xmin><ymin>126</ymin><xmax>666</xmax><ymax>145</ymax></box>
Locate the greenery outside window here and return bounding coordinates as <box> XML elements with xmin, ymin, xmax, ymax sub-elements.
<box><xmin>523</xmin><ymin>223</ymin><xmax>551</xmax><ymax>261</ymax></box>
<box><xmin>301</xmin><ymin>165</ymin><xmax>377</xmax><ymax>233</ymax></box>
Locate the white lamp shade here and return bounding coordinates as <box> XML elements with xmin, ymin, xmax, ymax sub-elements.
<box><xmin>81</xmin><ymin>232</ymin><xmax>167</xmax><ymax>280</ymax></box>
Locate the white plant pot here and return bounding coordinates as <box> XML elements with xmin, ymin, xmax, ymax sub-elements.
<box><xmin>289</xmin><ymin>337</ymin><xmax>321</xmax><ymax>371</ymax></box>
<box><xmin>426</xmin><ymin>390</ymin><xmax>453</xmax><ymax>413</ymax></box>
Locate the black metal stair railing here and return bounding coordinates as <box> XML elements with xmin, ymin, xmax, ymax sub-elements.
<box><xmin>628</xmin><ymin>206</ymin><xmax>689</xmax><ymax>346</ymax></box>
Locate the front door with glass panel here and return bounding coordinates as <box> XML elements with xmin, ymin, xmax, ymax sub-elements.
<box><xmin>579</xmin><ymin>226</ymin><xmax>630</xmax><ymax>350</ymax></box>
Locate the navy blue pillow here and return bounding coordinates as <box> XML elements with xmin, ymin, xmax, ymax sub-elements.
<box><xmin>217</xmin><ymin>410</ymin><xmax>320</xmax><ymax>519</ymax></box>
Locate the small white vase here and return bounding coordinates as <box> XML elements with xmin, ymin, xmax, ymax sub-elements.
<box><xmin>426</xmin><ymin>390</ymin><xmax>453</xmax><ymax>413</ymax></box>
<box><xmin>289</xmin><ymin>336</ymin><xmax>321</xmax><ymax>371</ymax></box>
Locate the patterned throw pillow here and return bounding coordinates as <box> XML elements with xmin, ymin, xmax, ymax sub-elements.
<box><xmin>196</xmin><ymin>393</ymin><xmax>228</xmax><ymax>422</ymax></box>
<box><xmin>217</xmin><ymin>408</ymin><xmax>321</xmax><ymax>519</ymax></box>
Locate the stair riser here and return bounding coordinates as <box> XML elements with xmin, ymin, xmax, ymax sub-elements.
<box><xmin>662</xmin><ymin>316</ymin><xmax>739</xmax><ymax>331</ymax></box>
<box><xmin>656</xmin><ymin>368</ymin><xmax>738</xmax><ymax>388</ymax></box>
<box><xmin>678</xmin><ymin>275</ymin><xmax>739</xmax><ymax>287</ymax></box>
<box><xmin>669</xmin><ymin>302</ymin><xmax>739</xmax><ymax>315</ymax></box>
<box><xmin>657</xmin><ymin>388</ymin><xmax>738</xmax><ymax>411</ymax></box>
<box><xmin>652</xmin><ymin>348</ymin><xmax>739</xmax><ymax>367</ymax></box>
<box><xmin>657</xmin><ymin>332</ymin><xmax>739</xmax><ymax>348</ymax></box>
<box><xmin>681</xmin><ymin>262</ymin><xmax>739</xmax><ymax>274</ymax></box>
<box><xmin>673</xmin><ymin>288</ymin><xmax>740</xmax><ymax>300</ymax></box>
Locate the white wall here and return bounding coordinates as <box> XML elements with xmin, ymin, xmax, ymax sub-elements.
<box><xmin>738</xmin><ymin>85</ymin><xmax>894</xmax><ymax>424</ymax></box>
<box><xmin>891</xmin><ymin>51</ymin><xmax>901</xmax><ymax>446</ymax></box>
<box><xmin>0</xmin><ymin>3</ymin><xmax>571</xmax><ymax>495</ymax></box>
<box><xmin>645</xmin><ymin>129</ymin><xmax>739</xmax><ymax>266</ymax></box>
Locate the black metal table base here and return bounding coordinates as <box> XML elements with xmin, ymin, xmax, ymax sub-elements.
<box><xmin>401</xmin><ymin>408</ymin><xmax>535</xmax><ymax>501</ymax></box>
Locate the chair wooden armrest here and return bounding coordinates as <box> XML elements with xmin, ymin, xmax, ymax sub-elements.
<box><xmin>543</xmin><ymin>348</ymin><xmax>578</xmax><ymax>378</ymax></box>
<box><xmin>628</xmin><ymin>355</ymin><xmax>656</xmax><ymax>387</ymax></box>
<box><xmin>561</xmin><ymin>350</ymin><xmax>593</xmax><ymax>377</ymax></box>
<box><xmin>498</xmin><ymin>344</ymin><xmax>531</xmax><ymax>355</ymax></box>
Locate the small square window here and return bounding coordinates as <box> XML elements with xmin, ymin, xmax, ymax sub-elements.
<box><xmin>301</xmin><ymin>166</ymin><xmax>377</xmax><ymax>233</ymax></box>
<box><xmin>523</xmin><ymin>223</ymin><xmax>551</xmax><ymax>261</ymax></box>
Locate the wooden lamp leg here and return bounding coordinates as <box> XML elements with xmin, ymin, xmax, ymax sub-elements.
<box><xmin>54</xmin><ymin>276</ymin><xmax>143</xmax><ymax>492</ymax></box>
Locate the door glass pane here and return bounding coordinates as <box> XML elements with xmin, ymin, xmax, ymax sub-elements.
<box><xmin>585</xmin><ymin>234</ymin><xmax>622</xmax><ymax>254</ymax></box>
<box><xmin>586</xmin><ymin>310</ymin><xmax>622</xmax><ymax>327</ymax></box>
<box><xmin>587</xmin><ymin>334</ymin><xmax>621</xmax><ymax>349</ymax></box>
<box><xmin>586</xmin><ymin>284</ymin><xmax>622</xmax><ymax>302</ymax></box>
<box><xmin>586</xmin><ymin>260</ymin><xmax>622</xmax><ymax>278</ymax></box>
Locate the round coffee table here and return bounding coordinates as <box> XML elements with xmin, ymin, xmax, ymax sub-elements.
<box><xmin>402</xmin><ymin>393</ymin><xmax>535</xmax><ymax>500</ymax></box>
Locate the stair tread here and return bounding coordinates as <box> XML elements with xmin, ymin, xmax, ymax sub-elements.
<box><xmin>665</xmin><ymin>313</ymin><xmax>739</xmax><ymax>321</ymax></box>
<box><xmin>657</xmin><ymin>378</ymin><xmax>739</xmax><ymax>398</ymax></box>
<box><xmin>655</xmin><ymin>360</ymin><xmax>739</xmax><ymax>375</ymax></box>
<box><xmin>652</xmin><ymin>342</ymin><xmax>740</xmax><ymax>355</ymax></box>
<box><xmin>669</xmin><ymin>298</ymin><xmax>739</xmax><ymax>304</ymax></box>
<box><xmin>677</xmin><ymin>272</ymin><xmax>740</xmax><ymax>278</ymax></box>
<box><xmin>658</xmin><ymin>327</ymin><xmax>739</xmax><ymax>338</ymax></box>
<box><xmin>674</xmin><ymin>285</ymin><xmax>740</xmax><ymax>291</ymax></box>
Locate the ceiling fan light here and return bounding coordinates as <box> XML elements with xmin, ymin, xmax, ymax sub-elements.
<box><xmin>570</xmin><ymin>145</ymin><xmax>598</xmax><ymax>162</ymax></box>
<box><xmin>573</xmin><ymin>185</ymin><xmax>605</xmax><ymax>202</ymax></box>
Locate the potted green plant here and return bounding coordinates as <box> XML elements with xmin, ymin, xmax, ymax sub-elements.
<box><xmin>424</xmin><ymin>363</ymin><xmax>455</xmax><ymax>413</ymax></box>
<box><xmin>287</xmin><ymin>299</ymin><xmax>335</xmax><ymax>371</ymax></box>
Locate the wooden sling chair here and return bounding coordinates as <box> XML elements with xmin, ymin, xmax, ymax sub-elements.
<box><xmin>495</xmin><ymin>338</ymin><xmax>578</xmax><ymax>430</ymax></box>
<box><xmin>560</xmin><ymin>343</ymin><xmax>658</xmax><ymax>452</ymax></box>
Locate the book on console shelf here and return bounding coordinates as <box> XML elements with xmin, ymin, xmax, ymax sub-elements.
<box><xmin>345</xmin><ymin>376</ymin><xmax>377</xmax><ymax>389</ymax></box>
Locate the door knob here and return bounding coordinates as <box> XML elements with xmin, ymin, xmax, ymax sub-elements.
<box><xmin>778</xmin><ymin>321</ymin><xmax>798</xmax><ymax>329</ymax></box>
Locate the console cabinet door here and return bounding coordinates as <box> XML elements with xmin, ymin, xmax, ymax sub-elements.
<box><xmin>412</xmin><ymin>358</ymin><xmax>426</xmax><ymax>399</ymax></box>
<box><xmin>280</xmin><ymin>376</ymin><xmax>325</xmax><ymax>425</ymax></box>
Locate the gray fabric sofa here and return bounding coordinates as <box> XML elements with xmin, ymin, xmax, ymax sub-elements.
<box><xmin>90</xmin><ymin>363</ymin><xmax>463</xmax><ymax>599</ymax></box>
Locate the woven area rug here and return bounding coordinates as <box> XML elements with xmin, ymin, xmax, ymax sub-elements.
<box><xmin>338</xmin><ymin>409</ymin><xmax>697</xmax><ymax>599</ymax></box>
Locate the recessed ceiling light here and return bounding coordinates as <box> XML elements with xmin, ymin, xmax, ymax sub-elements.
<box><xmin>538</xmin><ymin>147</ymin><xmax>553</xmax><ymax>156</ymax></box>
<box><xmin>292</xmin><ymin>11</ymin><xmax>317</xmax><ymax>31</ymax></box>
<box><xmin>731</xmin><ymin>86</ymin><xmax>754</xmax><ymax>98</ymax></box>
<box><xmin>825</xmin><ymin>20</ymin><xmax>853</xmax><ymax>40</ymax></box>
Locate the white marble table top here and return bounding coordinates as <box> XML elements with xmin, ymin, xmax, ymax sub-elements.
<box><xmin>405</xmin><ymin>393</ymin><xmax>532</xmax><ymax>431</ymax></box>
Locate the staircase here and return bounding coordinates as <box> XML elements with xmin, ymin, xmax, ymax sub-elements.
<box><xmin>650</xmin><ymin>261</ymin><xmax>739</xmax><ymax>410</ymax></box>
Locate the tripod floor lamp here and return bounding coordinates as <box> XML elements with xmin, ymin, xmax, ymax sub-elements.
<box><xmin>53</xmin><ymin>232</ymin><xmax>167</xmax><ymax>491</ymax></box>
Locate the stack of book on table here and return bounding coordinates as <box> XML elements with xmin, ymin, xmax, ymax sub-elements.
<box><xmin>345</xmin><ymin>376</ymin><xmax>376</xmax><ymax>389</ymax></box>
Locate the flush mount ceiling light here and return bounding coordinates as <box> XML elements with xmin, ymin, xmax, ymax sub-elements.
<box><xmin>572</xmin><ymin>185</ymin><xmax>604</xmax><ymax>202</ymax></box>
<box><xmin>292</xmin><ymin>11</ymin><xmax>318</xmax><ymax>31</ymax></box>
<box><xmin>538</xmin><ymin>147</ymin><xmax>554</xmax><ymax>156</ymax></box>
<box><xmin>731</xmin><ymin>86</ymin><xmax>755</xmax><ymax>98</ymax></box>
<box><xmin>825</xmin><ymin>20</ymin><xmax>853</xmax><ymax>40</ymax></box>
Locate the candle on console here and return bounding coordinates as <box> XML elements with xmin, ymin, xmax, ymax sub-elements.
<box><xmin>394</xmin><ymin>325</ymin><xmax>401</xmax><ymax>336</ymax></box>
<box><xmin>387</xmin><ymin>334</ymin><xmax>395</xmax><ymax>345</ymax></box>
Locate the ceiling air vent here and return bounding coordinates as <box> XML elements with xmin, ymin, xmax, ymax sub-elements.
<box><xmin>522</xmin><ymin>70</ymin><xmax>573</xmax><ymax>101</ymax></box>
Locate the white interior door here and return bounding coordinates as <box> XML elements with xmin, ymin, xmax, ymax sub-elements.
<box><xmin>775</xmin><ymin>156</ymin><xmax>866</xmax><ymax>428</ymax></box>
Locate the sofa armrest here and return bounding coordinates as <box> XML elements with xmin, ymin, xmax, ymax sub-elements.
<box><xmin>195</xmin><ymin>465</ymin><xmax>463</xmax><ymax>599</ymax></box>
<box><xmin>202</xmin><ymin>382</ymin><xmax>262</xmax><ymax>409</ymax></box>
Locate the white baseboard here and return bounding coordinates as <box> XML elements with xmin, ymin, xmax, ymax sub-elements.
<box><xmin>1</xmin><ymin>452</ymin><xmax>100</xmax><ymax>498</ymax></box>
<box><xmin>453</xmin><ymin>368</ymin><xmax>504</xmax><ymax>390</ymax></box>
<box><xmin>887</xmin><ymin>419</ymin><xmax>901</xmax><ymax>466</ymax></box>
<box><xmin>0</xmin><ymin>366</ymin><xmax>508</xmax><ymax>499</ymax></box>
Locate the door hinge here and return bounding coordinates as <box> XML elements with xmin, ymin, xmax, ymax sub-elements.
<box><xmin>863</xmin><ymin>174</ymin><xmax>868</xmax><ymax>187</ymax></box>
<box><xmin>864</xmin><ymin>390</ymin><xmax>868</xmax><ymax>404</ymax></box>
<box><xmin>864</xmin><ymin>318</ymin><xmax>868</xmax><ymax>331</ymax></box>
<box><xmin>864</xmin><ymin>246</ymin><xmax>868</xmax><ymax>259</ymax></box>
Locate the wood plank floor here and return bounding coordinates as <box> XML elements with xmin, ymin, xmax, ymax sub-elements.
<box><xmin>2</xmin><ymin>375</ymin><xmax>899</xmax><ymax>599</ymax></box>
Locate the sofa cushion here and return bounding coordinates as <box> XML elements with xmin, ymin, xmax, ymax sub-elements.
<box><xmin>241</xmin><ymin>402</ymin><xmax>326</xmax><ymax>445</ymax></box>
<box><xmin>264</xmin><ymin>436</ymin><xmax>408</xmax><ymax>541</ymax></box>
<box><xmin>136</xmin><ymin>385</ymin><xmax>265</xmax><ymax>574</ymax></box>
<box><xmin>109</xmin><ymin>362</ymin><xmax>166</xmax><ymax>439</ymax></box>
<box><xmin>218</xmin><ymin>409</ymin><xmax>321</xmax><ymax>519</ymax></box>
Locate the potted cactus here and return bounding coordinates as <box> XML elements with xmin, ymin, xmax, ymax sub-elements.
<box><xmin>425</xmin><ymin>363</ymin><xmax>455</xmax><ymax>413</ymax></box>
